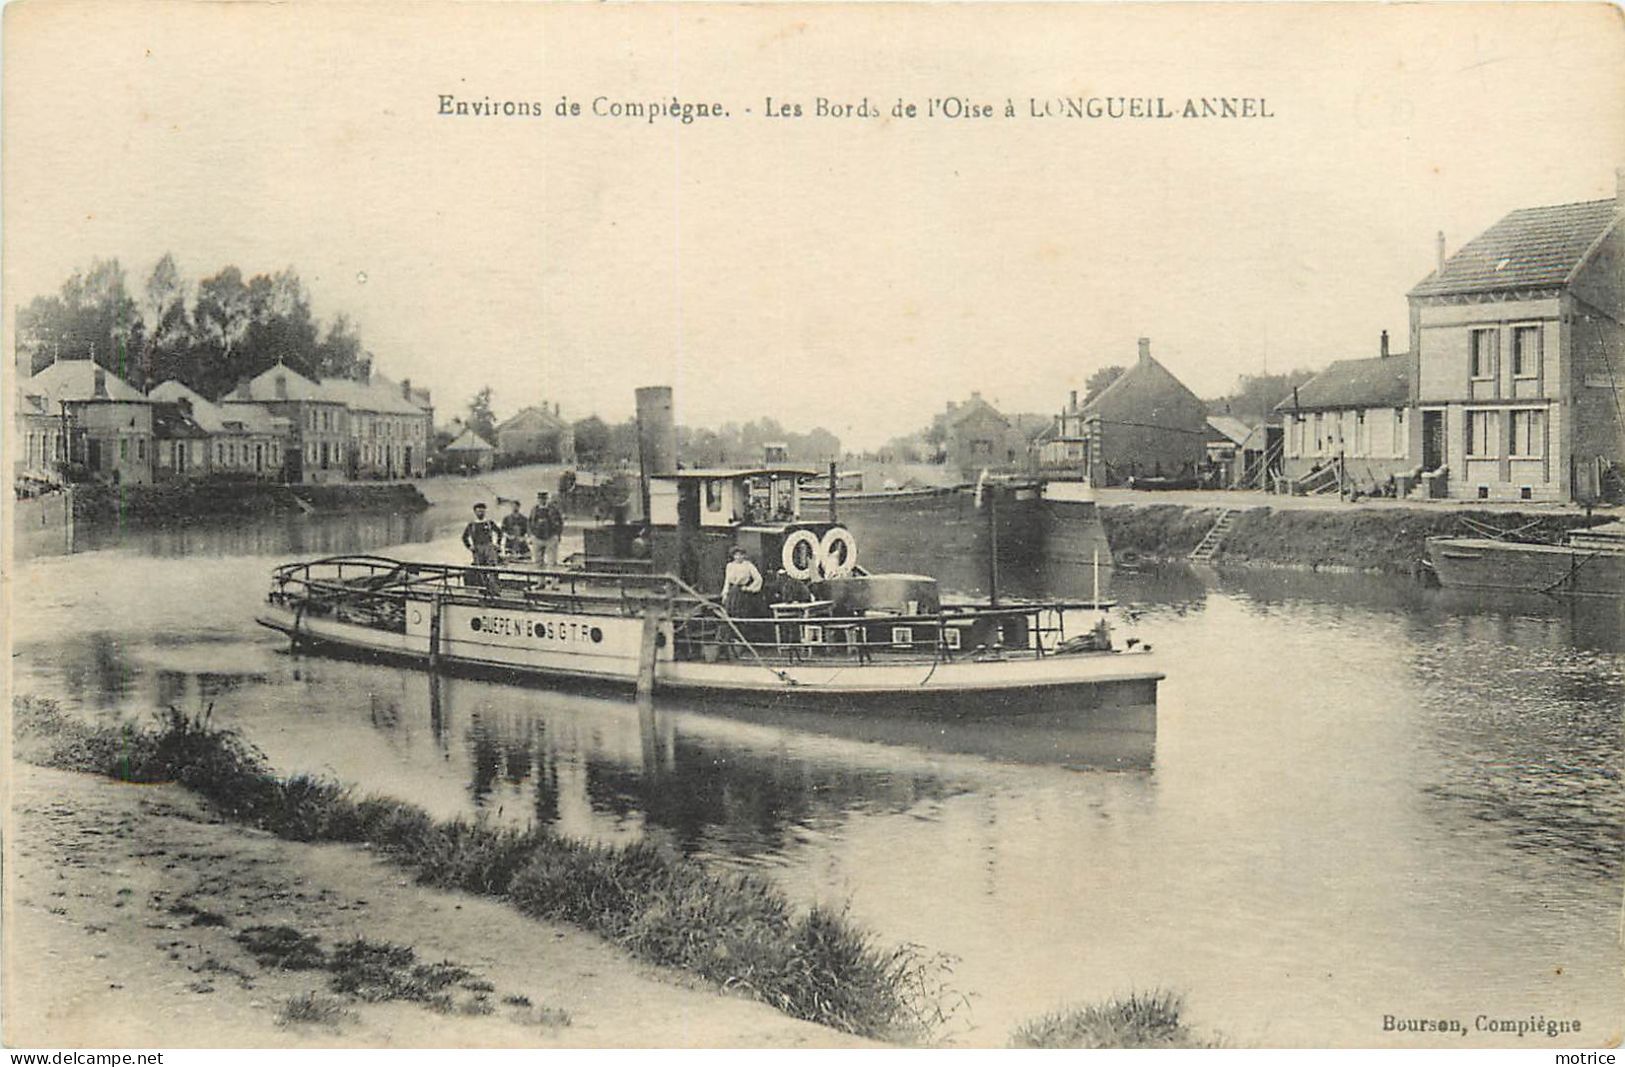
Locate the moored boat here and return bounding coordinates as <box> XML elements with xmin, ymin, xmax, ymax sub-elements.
<box><xmin>1425</xmin><ymin>520</ymin><xmax>1625</xmax><ymax>597</ymax></box>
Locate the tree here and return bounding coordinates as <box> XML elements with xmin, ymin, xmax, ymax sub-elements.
<box><xmin>1210</xmin><ymin>369</ymin><xmax>1320</xmax><ymax>423</ymax></box>
<box><xmin>193</xmin><ymin>267</ymin><xmax>253</xmax><ymax>393</ymax></box>
<box><xmin>141</xmin><ymin>254</ymin><xmax>190</xmax><ymax>389</ymax></box>
<box><xmin>467</xmin><ymin>386</ymin><xmax>497</xmax><ymax>440</ymax></box>
<box><xmin>572</xmin><ymin>415</ymin><xmax>611</xmax><ymax>465</ymax></box>
<box><xmin>1084</xmin><ymin>364</ymin><xmax>1127</xmax><ymax>404</ymax></box>
<box><xmin>311</xmin><ymin>313</ymin><xmax>365</xmax><ymax>380</ymax></box>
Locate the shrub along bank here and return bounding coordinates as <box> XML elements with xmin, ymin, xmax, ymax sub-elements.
<box><xmin>72</xmin><ymin>480</ymin><xmax>429</xmax><ymax>525</ymax></box>
<box><xmin>13</xmin><ymin>698</ymin><xmax>951</xmax><ymax>1044</ymax></box>
<box><xmin>1100</xmin><ymin>504</ymin><xmax>1611</xmax><ymax>574</ymax></box>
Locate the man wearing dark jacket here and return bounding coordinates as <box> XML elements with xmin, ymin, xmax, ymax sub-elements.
<box><xmin>529</xmin><ymin>490</ymin><xmax>565</xmax><ymax>566</ymax></box>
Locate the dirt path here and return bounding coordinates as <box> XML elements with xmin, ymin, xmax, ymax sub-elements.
<box><xmin>3</xmin><ymin>764</ymin><xmax>873</xmax><ymax>1049</ymax></box>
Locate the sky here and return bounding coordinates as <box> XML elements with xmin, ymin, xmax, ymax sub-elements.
<box><xmin>5</xmin><ymin>2</ymin><xmax>1623</xmax><ymax>450</ymax></box>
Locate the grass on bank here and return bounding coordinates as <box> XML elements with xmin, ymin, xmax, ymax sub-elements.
<box><xmin>14</xmin><ymin>697</ymin><xmax>954</xmax><ymax>1043</ymax></box>
<box><xmin>1010</xmin><ymin>990</ymin><xmax>1218</xmax><ymax>1049</ymax></box>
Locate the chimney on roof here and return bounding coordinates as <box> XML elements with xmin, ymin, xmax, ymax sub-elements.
<box><xmin>234</xmin><ymin>379</ymin><xmax>251</xmax><ymax>401</ymax></box>
<box><xmin>554</xmin><ymin>402</ymin><xmax>561</xmax><ymax>417</ymax></box>
<box><xmin>1137</xmin><ymin>337</ymin><xmax>1151</xmax><ymax>363</ymax></box>
<box><xmin>1069</xmin><ymin>389</ymin><xmax>1078</xmax><ymax>411</ymax></box>
<box><xmin>274</xmin><ymin>373</ymin><xmax>288</xmax><ymax>401</ymax></box>
<box><xmin>92</xmin><ymin>367</ymin><xmax>108</xmax><ymax>399</ymax></box>
<box><xmin>401</xmin><ymin>377</ymin><xmax>411</xmax><ymax>399</ymax></box>
<box><xmin>1380</xmin><ymin>330</ymin><xmax>1390</xmax><ymax>358</ymax></box>
<box><xmin>1436</xmin><ymin>231</ymin><xmax>1446</xmax><ymax>274</ymax></box>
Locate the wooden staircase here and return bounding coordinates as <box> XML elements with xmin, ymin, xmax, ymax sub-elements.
<box><xmin>1188</xmin><ymin>508</ymin><xmax>1236</xmax><ymax>563</ymax></box>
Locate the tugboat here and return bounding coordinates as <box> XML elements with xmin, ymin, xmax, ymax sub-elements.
<box><xmin>256</xmin><ymin>388</ymin><xmax>1162</xmax><ymax>714</ymax></box>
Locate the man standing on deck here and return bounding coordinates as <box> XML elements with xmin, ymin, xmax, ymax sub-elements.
<box><xmin>500</xmin><ymin>500</ymin><xmax>531</xmax><ymax>561</ymax></box>
<box><xmin>462</xmin><ymin>502</ymin><xmax>501</xmax><ymax>565</ymax></box>
<box><xmin>530</xmin><ymin>490</ymin><xmax>565</xmax><ymax>567</ymax></box>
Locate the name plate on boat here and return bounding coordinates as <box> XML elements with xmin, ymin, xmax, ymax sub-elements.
<box><xmin>408</xmin><ymin>601</ymin><xmax>659</xmax><ymax>664</ymax></box>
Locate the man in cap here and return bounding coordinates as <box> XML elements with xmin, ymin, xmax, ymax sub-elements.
<box><xmin>461</xmin><ymin>502</ymin><xmax>503</xmax><ymax>595</ymax></box>
<box><xmin>529</xmin><ymin>489</ymin><xmax>565</xmax><ymax>567</ymax></box>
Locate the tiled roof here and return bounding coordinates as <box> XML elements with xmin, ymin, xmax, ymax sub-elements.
<box><xmin>1275</xmin><ymin>355</ymin><xmax>1410</xmax><ymax>412</ymax></box>
<box><xmin>1409</xmin><ymin>199</ymin><xmax>1620</xmax><ymax>298</ymax></box>
<box><xmin>321</xmin><ymin>377</ymin><xmax>427</xmax><ymax>416</ymax></box>
<box><xmin>152</xmin><ymin>380</ymin><xmax>288</xmax><ymax>435</ymax></box>
<box><xmin>1205</xmin><ymin>415</ymin><xmax>1252</xmax><ymax>445</ymax></box>
<box><xmin>497</xmin><ymin>405</ymin><xmax>569</xmax><ymax>433</ymax></box>
<box><xmin>151</xmin><ymin>402</ymin><xmax>210</xmax><ymax>439</ymax></box>
<box><xmin>231</xmin><ymin>365</ymin><xmax>329</xmax><ymax>403</ymax></box>
<box><xmin>445</xmin><ymin>428</ymin><xmax>494</xmax><ymax>452</ymax></box>
<box><xmin>27</xmin><ymin>360</ymin><xmax>148</xmax><ymax>403</ymax></box>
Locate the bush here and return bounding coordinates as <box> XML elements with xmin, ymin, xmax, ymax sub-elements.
<box><xmin>1010</xmin><ymin>990</ymin><xmax>1217</xmax><ymax>1049</ymax></box>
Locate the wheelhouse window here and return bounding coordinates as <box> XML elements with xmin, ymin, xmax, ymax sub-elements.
<box><xmin>705</xmin><ymin>479</ymin><xmax>723</xmax><ymax>513</ymax></box>
<box><xmin>1508</xmin><ymin>409</ymin><xmax>1544</xmax><ymax>458</ymax></box>
<box><xmin>1466</xmin><ymin>410</ymin><xmax>1498</xmax><ymax>457</ymax></box>
<box><xmin>1512</xmin><ymin>325</ymin><xmax>1541</xmax><ymax>379</ymax></box>
<box><xmin>1469</xmin><ymin>328</ymin><xmax>1498</xmax><ymax>380</ymax></box>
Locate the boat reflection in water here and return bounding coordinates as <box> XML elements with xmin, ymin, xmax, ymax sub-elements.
<box><xmin>435</xmin><ymin>666</ymin><xmax>1156</xmax><ymax>860</ymax></box>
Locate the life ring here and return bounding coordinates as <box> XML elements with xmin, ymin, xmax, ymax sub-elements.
<box><xmin>819</xmin><ymin>526</ymin><xmax>858</xmax><ymax>578</ymax></box>
<box><xmin>781</xmin><ymin>529</ymin><xmax>821</xmax><ymax>581</ymax></box>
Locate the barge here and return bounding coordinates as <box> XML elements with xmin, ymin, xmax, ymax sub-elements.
<box><xmin>1425</xmin><ymin>520</ymin><xmax>1625</xmax><ymax>597</ymax></box>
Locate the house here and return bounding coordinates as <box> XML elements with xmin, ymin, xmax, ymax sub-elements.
<box><xmin>443</xmin><ymin>427</ymin><xmax>496</xmax><ymax>473</ymax></box>
<box><xmin>13</xmin><ymin>384</ymin><xmax>66</xmax><ymax>485</ymax></box>
<box><xmin>223</xmin><ymin>365</ymin><xmax>349</xmax><ymax>483</ymax></box>
<box><xmin>495</xmin><ymin>404</ymin><xmax>576</xmax><ymax>464</ymax></box>
<box><xmin>1276</xmin><ymin>334</ymin><xmax>1413</xmax><ymax>493</ymax></box>
<box><xmin>1406</xmin><ymin>178</ymin><xmax>1625</xmax><ymax>502</ymax></box>
<box><xmin>1042</xmin><ymin>339</ymin><xmax>1211</xmax><ymax>487</ymax></box>
<box><xmin>150</xmin><ymin>403</ymin><xmax>212</xmax><ymax>481</ymax></box>
<box><xmin>1204</xmin><ymin>414</ymin><xmax>1254</xmax><ymax>487</ymax></box>
<box><xmin>26</xmin><ymin>360</ymin><xmax>154</xmax><ymax>485</ymax></box>
<box><xmin>321</xmin><ymin>374</ymin><xmax>432</xmax><ymax>479</ymax></box>
<box><xmin>149</xmin><ymin>380</ymin><xmax>290</xmax><ymax>480</ymax></box>
<box><xmin>940</xmin><ymin>392</ymin><xmax>1029</xmax><ymax>478</ymax></box>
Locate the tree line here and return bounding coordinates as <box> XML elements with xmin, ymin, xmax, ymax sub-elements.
<box><xmin>457</xmin><ymin>387</ymin><xmax>844</xmax><ymax>469</ymax></box>
<box><xmin>16</xmin><ymin>256</ymin><xmax>369</xmax><ymax>398</ymax></box>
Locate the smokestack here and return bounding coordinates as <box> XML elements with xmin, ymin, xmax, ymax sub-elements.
<box><xmin>1380</xmin><ymin>330</ymin><xmax>1390</xmax><ymax>358</ymax></box>
<box><xmin>274</xmin><ymin>373</ymin><xmax>288</xmax><ymax>401</ymax></box>
<box><xmin>1137</xmin><ymin>337</ymin><xmax>1151</xmax><ymax>363</ymax></box>
<box><xmin>1436</xmin><ymin>231</ymin><xmax>1446</xmax><ymax>274</ymax></box>
<box><xmin>1069</xmin><ymin>389</ymin><xmax>1078</xmax><ymax>411</ymax></box>
<box><xmin>92</xmin><ymin>367</ymin><xmax>108</xmax><ymax>398</ymax></box>
<box><xmin>634</xmin><ymin>386</ymin><xmax>677</xmax><ymax>521</ymax></box>
<box><xmin>555</xmin><ymin>401</ymin><xmax>561</xmax><ymax>417</ymax></box>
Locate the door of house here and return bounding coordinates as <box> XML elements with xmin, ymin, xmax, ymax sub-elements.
<box><xmin>87</xmin><ymin>439</ymin><xmax>102</xmax><ymax>471</ymax></box>
<box><xmin>1422</xmin><ymin>411</ymin><xmax>1445</xmax><ymax>471</ymax></box>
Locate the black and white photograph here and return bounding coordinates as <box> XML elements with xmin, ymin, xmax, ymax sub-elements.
<box><xmin>4</xmin><ymin>1</ymin><xmax>1622</xmax><ymax>1052</ymax></box>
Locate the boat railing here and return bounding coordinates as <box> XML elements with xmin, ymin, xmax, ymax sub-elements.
<box><xmin>268</xmin><ymin>555</ymin><xmax>1113</xmax><ymax>661</ymax></box>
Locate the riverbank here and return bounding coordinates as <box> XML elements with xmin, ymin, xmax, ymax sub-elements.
<box><xmin>7</xmin><ymin>699</ymin><xmax>941</xmax><ymax>1046</ymax></box>
<box><xmin>1099</xmin><ymin>502</ymin><xmax>1616</xmax><ymax>573</ymax></box>
<box><xmin>4</xmin><ymin>761</ymin><xmax>874</xmax><ymax>1048</ymax></box>
<box><xmin>71</xmin><ymin>481</ymin><xmax>430</xmax><ymax>526</ymax></box>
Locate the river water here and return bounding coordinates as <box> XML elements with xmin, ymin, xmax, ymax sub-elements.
<box><xmin>10</xmin><ymin>498</ymin><xmax>1623</xmax><ymax>1046</ymax></box>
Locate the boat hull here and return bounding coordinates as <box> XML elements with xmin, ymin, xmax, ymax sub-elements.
<box><xmin>1425</xmin><ymin>537</ymin><xmax>1625</xmax><ymax>597</ymax></box>
<box><xmin>256</xmin><ymin>602</ymin><xmax>1162</xmax><ymax>718</ymax></box>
